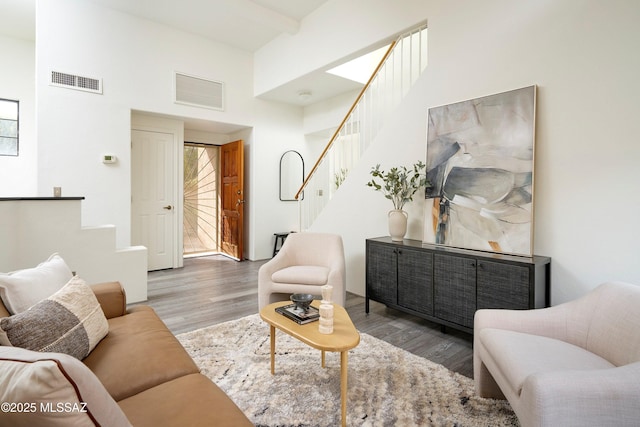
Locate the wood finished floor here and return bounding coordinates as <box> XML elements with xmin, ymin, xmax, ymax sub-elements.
<box><xmin>133</xmin><ymin>255</ymin><xmax>474</xmax><ymax>378</ymax></box>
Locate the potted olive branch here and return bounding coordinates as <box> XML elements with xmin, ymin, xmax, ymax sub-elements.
<box><xmin>366</xmin><ymin>161</ymin><xmax>429</xmax><ymax>241</ymax></box>
<box><xmin>366</xmin><ymin>161</ymin><xmax>429</xmax><ymax>209</ymax></box>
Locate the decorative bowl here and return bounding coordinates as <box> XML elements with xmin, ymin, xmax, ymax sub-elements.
<box><xmin>290</xmin><ymin>293</ymin><xmax>314</xmax><ymax>313</ymax></box>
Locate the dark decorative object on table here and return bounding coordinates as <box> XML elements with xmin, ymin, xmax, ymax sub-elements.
<box><xmin>290</xmin><ymin>293</ymin><xmax>314</xmax><ymax>313</ymax></box>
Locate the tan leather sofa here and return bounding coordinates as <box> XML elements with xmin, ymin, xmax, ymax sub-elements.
<box><xmin>0</xmin><ymin>281</ymin><xmax>252</xmax><ymax>427</ymax></box>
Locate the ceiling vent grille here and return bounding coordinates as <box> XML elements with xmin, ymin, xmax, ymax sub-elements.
<box><xmin>175</xmin><ymin>72</ymin><xmax>224</xmax><ymax>111</ymax></box>
<box><xmin>50</xmin><ymin>71</ymin><xmax>102</xmax><ymax>94</ymax></box>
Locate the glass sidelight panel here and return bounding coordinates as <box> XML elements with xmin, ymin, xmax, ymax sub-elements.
<box><xmin>183</xmin><ymin>143</ymin><xmax>219</xmax><ymax>255</ymax></box>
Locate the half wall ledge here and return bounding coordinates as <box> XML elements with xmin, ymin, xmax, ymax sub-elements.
<box><xmin>0</xmin><ymin>197</ymin><xmax>148</xmax><ymax>303</ymax></box>
<box><xmin>0</xmin><ymin>197</ymin><xmax>85</xmax><ymax>201</ymax></box>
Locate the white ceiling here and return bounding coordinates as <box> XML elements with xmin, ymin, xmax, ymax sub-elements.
<box><xmin>86</xmin><ymin>0</ymin><xmax>330</xmax><ymax>52</ymax></box>
<box><xmin>0</xmin><ymin>0</ymin><xmax>331</xmax><ymax>49</ymax></box>
<box><xmin>0</xmin><ymin>0</ymin><xmax>35</xmax><ymax>41</ymax></box>
<box><xmin>0</xmin><ymin>0</ymin><xmax>375</xmax><ymax>133</ymax></box>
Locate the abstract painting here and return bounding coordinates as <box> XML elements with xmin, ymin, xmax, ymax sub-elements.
<box><xmin>423</xmin><ymin>86</ymin><xmax>536</xmax><ymax>256</ymax></box>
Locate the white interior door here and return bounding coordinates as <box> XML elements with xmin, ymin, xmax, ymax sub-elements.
<box><xmin>131</xmin><ymin>129</ymin><xmax>175</xmax><ymax>271</ymax></box>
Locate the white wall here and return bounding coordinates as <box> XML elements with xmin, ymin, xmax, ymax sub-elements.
<box><xmin>286</xmin><ymin>0</ymin><xmax>640</xmax><ymax>304</ymax></box>
<box><xmin>184</xmin><ymin>129</ymin><xmax>232</xmax><ymax>145</ymax></box>
<box><xmin>34</xmin><ymin>0</ymin><xmax>303</xmax><ymax>260</ymax></box>
<box><xmin>0</xmin><ymin>200</ymin><xmax>147</xmax><ymax>303</ymax></box>
<box><xmin>247</xmin><ymin>100</ymin><xmax>304</xmax><ymax>259</ymax></box>
<box><xmin>303</xmin><ymin>89</ymin><xmax>359</xmax><ymax>136</ymax></box>
<box><xmin>0</xmin><ymin>35</ymin><xmax>36</xmax><ymax>195</ymax></box>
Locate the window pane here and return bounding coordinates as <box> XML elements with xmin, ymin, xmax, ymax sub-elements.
<box><xmin>0</xmin><ymin>99</ymin><xmax>18</xmax><ymax>156</ymax></box>
<box><xmin>0</xmin><ymin>100</ymin><xmax>18</xmax><ymax>120</ymax></box>
<box><xmin>0</xmin><ymin>137</ymin><xmax>18</xmax><ymax>156</ymax></box>
<box><xmin>0</xmin><ymin>118</ymin><xmax>18</xmax><ymax>137</ymax></box>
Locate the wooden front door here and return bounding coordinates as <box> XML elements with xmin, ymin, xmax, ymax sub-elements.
<box><xmin>220</xmin><ymin>140</ymin><xmax>244</xmax><ymax>260</ymax></box>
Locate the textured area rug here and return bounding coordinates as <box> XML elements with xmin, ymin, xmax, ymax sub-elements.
<box><xmin>177</xmin><ymin>314</ymin><xmax>518</xmax><ymax>427</ymax></box>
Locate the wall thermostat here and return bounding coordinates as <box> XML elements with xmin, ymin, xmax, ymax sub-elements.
<box><xmin>102</xmin><ymin>154</ymin><xmax>117</xmax><ymax>164</ymax></box>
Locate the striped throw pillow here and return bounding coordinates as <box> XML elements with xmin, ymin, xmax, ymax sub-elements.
<box><xmin>0</xmin><ymin>276</ymin><xmax>109</xmax><ymax>360</ymax></box>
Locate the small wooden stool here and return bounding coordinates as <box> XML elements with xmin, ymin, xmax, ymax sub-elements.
<box><xmin>272</xmin><ymin>232</ymin><xmax>291</xmax><ymax>257</ymax></box>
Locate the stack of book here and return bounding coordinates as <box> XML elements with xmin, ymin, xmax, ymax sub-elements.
<box><xmin>275</xmin><ymin>304</ymin><xmax>320</xmax><ymax>324</ymax></box>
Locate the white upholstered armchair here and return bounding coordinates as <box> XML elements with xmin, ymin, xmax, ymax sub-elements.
<box><xmin>474</xmin><ymin>281</ymin><xmax>640</xmax><ymax>427</ymax></box>
<box><xmin>258</xmin><ymin>232</ymin><xmax>346</xmax><ymax>310</ymax></box>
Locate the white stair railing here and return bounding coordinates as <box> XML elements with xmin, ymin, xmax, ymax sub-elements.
<box><xmin>296</xmin><ymin>24</ymin><xmax>428</xmax><ymax>230</ymax></box>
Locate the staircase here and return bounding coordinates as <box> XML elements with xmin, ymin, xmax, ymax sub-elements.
<box><xmin>296</xmin><ymin>24</ymin><xmax>428</xmax><ymax>230</ymax></box>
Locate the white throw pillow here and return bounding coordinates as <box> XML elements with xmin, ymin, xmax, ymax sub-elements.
<box><xmin>0</xmin><ymin>346</ymin><xmax>131</xmax><ymax>427</ymax></box>
<box><xmin>0</xmin><ymin>253</ymin><xmax>73</xmax><ymax>315</ymax></box>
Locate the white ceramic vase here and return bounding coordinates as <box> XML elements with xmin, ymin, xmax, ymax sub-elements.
<box><xmin>388</xmin><ymin>209</ymin><xmax>408</xmax><ymax>241</ymax></box>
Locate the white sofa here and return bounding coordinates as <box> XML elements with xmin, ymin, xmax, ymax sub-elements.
<box><xmin>258</xmin><ymin>232</ymin><xmax>346</xmax><ymax>310</ymax></box>
<box><xmin>474</xmin><ymin>281</ymin><xmax>640</xmax><ymax>427</ymax></box>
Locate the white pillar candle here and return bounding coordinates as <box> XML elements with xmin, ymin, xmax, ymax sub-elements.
<box><xmin>318</xmin><ymin>302</ymin><xmax>334</xmax><ymax>334</ymax></box>
<box><xmin>321</xmin><ymin>285</ymin><xmax>333</xmax><ymax>304</ymax></box>
<box><xmin>319</xmin><ymin>324</ymin><xmax>333</xmax><ymax>334</ymax></box>
<box><xmin>319</xmin><ymin>317</ymin><xmax>333</xmax><ymax>327</ymax></box>
<box><xmin>319</xmin><ymin>304</ymin><xmax>334</xmax><ymax>318</ymax></box>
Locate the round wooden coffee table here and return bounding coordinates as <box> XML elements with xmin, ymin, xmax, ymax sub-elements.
<box><xmin>260</xmin><ymin>300</ymin><xmax>360</xmax><ymax>427</ymax></box>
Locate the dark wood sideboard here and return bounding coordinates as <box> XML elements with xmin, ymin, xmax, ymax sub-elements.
<box><xmin>365</xmin><ymin>237</ymin><xmax>551</xmax><ymax>334</ymax></box>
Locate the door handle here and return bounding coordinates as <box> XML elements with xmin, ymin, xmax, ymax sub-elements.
<box><xmin>163</xmin><ymin>205</ymin><xmax>173</xmax><ymax>210</ymax></box>
<box><xmin>236</xmin><ymin>199</ymin><xmax>245</xmax><ymax>208</ymax></box>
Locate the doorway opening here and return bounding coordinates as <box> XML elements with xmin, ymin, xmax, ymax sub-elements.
<box><xmin>183</xmin><ymin>142</ymin><xmax>220</xmax><ymax>256</ymax></box>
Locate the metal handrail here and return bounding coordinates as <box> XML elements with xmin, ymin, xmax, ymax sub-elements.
<box><xmin>294</xmin><ymin>41</ymin><xmax>397</xmax><ymax>201</ymax></box>
<box><xmin>295</xmin><ymin>24</ymin><xmax>427</xmax><ymax>229</ymax></box>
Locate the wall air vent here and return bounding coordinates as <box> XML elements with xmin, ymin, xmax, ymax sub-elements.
<box><xmin>175</xmin><ymin>72</ymin><xmax>224</xmax><ymax>111</ymax></box>
<box><xmin>50</xmin><ymin>71</ymin><xmax>103</xmax><ymax>94</ymax></box>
